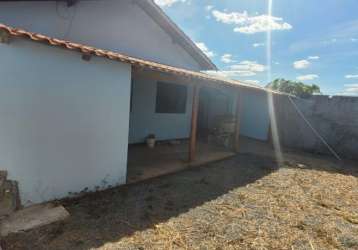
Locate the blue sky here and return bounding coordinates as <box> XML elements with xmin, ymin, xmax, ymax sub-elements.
<box><xmin>155</xmin><ymin>0</ymin><xmax>358</xmax><ymax>96</ymax></box>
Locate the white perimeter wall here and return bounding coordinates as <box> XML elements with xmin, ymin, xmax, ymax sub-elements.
<box><xmin>129</xmin><ymin>74</ymin><xmax>193</xmax><ymax>144</ymax></box>
<box><xmin>0</xmin><ymin>39</ymin><xmax>131</xmax><ymax>205</ymax></box>
<box><xmin>0</xmin><ymin>0</ymin><xmax>202</xmax><ymax>71</ymax></box>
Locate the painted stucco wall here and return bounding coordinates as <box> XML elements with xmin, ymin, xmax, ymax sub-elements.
<box><xmin>129</xmin><ymin>75</ymin><xmax>193</xmax><ymax>144</ymax></box>
<box><xmin>0</xmin><ymin>0</ymin><xmax>202</xmax><ymax>71</ymax></box>
<box><xmin>0</xmin><ymin>39</ymin><xmax>131</xmax><ymax>205</ymax></box>
<box><xmin>239</xmin><ymin>88</ymin><xmax>270</xmax><ymax>141</ymax></box>
<box><xmin>200</xmin><ymin>86</ymin><xmax>270</xmax><ymax>141</ymax></box>
<box><xmin>198</xmin><ymin>86</ymin><xmax>236</xmax><ymax>131</ymax></box>
<box><xmin>128</xmin><ymin>80</ymin><xmax>270</xmax><ymax>144</ymax></box>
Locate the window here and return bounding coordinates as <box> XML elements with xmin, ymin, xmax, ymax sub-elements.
<box><xmin>155</xmin><ymin>82</ymin><xmax>187</xmax><ymax>114</ymax></box>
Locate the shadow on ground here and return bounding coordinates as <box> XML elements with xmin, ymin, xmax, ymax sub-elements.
<box><xmin>2</xmin><ymin>152</ymin><xmax>280</xmax><ymax>250</ymax></box>
<box><xmin>2</xmin><ymin>140</ymin><xmax>357</xmax><ymax>250</ymax></box>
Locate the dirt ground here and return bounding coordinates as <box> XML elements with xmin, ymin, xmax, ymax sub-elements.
<box><xmin>1</xmin><ymin>146</ymin><xmax>358</xmax><ymax>250</ymax></box>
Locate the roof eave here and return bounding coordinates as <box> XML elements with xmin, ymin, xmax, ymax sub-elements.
<box><xmin>0</xmin><ymin>23</ymin><xmax>286</xmax><ymax>96</ymax></box>
<box><xmin>134</xmin><ymin>0</ymin><xmax>218</xmax><ymax>71</ymax></box>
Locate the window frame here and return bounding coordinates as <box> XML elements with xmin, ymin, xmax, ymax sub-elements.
<box><xmin>155</xmin><ymin>81</ymin><xmax>188</xmax><ymax>114</ymax></box>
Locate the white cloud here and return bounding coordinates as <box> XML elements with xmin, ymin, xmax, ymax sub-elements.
<box><xmin>253</xmin><ymin>43</ymin><xmax>265</xmax><ymax>48</ymax></box>
<box><xmin>221</xmin><ymin>54</ymin><xmax>236</xmax><ymax>64</ymax></box>
<box><xmin>205</xmin><ymin>60</ymin><xmax>265</xmax><ymax>79</ymax></box>
<box><xmin>345</xmin><ymin>74</ymin><xmax>358</xmax><ymax>79</ymax></box>
<box><xmin>205</xmin><ymin>5</ymin><xmax>214</xmax><ymax>11</ymax></box>
<box><xmin>345</xmin><ymin>84</ymin><xmax>358</xmax><ymax>87</ymax></box>
<box><xmin>205</xmin><ymin>70</ymin><xmax>255</xmax><ymax>78</ymax></box>
<box><xmin>212</xmin><ymin>10</ymin><xmax>248</xmax><ymax>25</ymax></box>
<box><xmin>229</xmin><ymin>60</ymin><xmax>266</xmax><ymax>72</ymax></box>
<box><xmin>195</xmin><ymin>42</ymin><xmax>215</xmax><ymax>58</ymax></box>
<box><xmin>212</xmin><ymin>10</ymin><xmax>292</xmax><ymax>34</ymax></box>
<box><xmin>154</xmin><ymin>0</ymin><xmax>186</xmax><ymax>7</ymax></box>
<box><xmin>293</xmin><ymin>60</ymin><xmax>311</xmax><ymax>69</ymax></box>
<box><xmin>337</xmin><ymin>84</ymin><xmax>358</xmax><ymax>96</ymax></box>
<box><xmin>351</xmin><ymin>38</ymin><xmax>358</xmax><ymax>42</ymax></box>
<box><xmin>244</xmin><ymin>79</ymin><xmax>261</xmax><ymax>86</ymax></box>
<box><xmin>297</xmin><ymin>74</ymin><xmax>319</xmax><ymax>81</ymax></box>
<box><xmin>308</xmin><ymin>56</ymin><xmax>320</xmax><ymax>60</ymax></box>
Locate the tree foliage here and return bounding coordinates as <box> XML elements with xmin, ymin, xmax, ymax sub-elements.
<box><xmin>266</xmin><ymin>78</ymin><xmax>321</xmax><ymax>98</ymax></box>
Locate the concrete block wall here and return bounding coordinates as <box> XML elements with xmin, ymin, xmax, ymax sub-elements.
<box><xmin>273</xmin><ymin>94</ymin><xmax>358</xmax><ymax>160</ymax></box>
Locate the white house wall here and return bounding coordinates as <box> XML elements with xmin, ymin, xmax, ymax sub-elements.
<box><xmin>201</xmin><ymin>86</ymin><xmax>270</xmax><ymax>141</ymax></box>
<box><xmin>129</xmin><ymin>80</ymin><xmax>270</xmax><ymax>144</ymax></box>
<box><xmin>0</xmin><ymin>0</ymin><xmax>202</xmax><ymax>71</ymax></box>
<box><xmin>200</xmin><ymin>86</ymin><xmax>236</xmax><ymax>130</ymax></box>
<box><xmin>240</xmin><ymin>89</ymin><xmax>270</xmax><ymax>141</ymax></box>
<box><xmin>129</xmin><ymin>75</ymin><xmax>193</xmax><ymax>144</ymax></box>
<box><xmin>0</xmin><ymin>39</ymin><xmax>131</xmax><ymax>205</ymax></box>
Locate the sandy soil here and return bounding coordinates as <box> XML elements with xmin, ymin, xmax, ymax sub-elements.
<box><xmin>1</xmin><ymin>149</ymin><xmax>358</xmax><ymax>250</ymax></box>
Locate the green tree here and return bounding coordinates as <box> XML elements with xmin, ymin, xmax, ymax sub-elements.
<box><xmin>266</xmin><ymin>78</ymin><xmax>321</xmax><ymax>98</ymax></box>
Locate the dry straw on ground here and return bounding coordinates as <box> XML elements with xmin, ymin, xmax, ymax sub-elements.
<box><xmin>2</xmin><ymin>151</ymin><xmax>358</xmax><ymax>250</ymax></box>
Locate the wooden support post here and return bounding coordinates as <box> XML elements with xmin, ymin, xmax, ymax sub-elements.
<box><xmin>267</xmin><ymin>122</ymin><xmax>273</xmax><ymax>145</ymax></box>
<box><xmin>189</xmin><ymin>84</ymin><xmax>200</xmax><ymax>162</ymax></box>
<box><xmin>234</xmin><ymin>91</ymin><xmax>241</xmax><ymax>153</ymax></box>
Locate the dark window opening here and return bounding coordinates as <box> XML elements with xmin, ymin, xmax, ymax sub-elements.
<box><xmin>155</xmin><ymin>82</ymin><xmax>187</xmax><ymax>114</ymax></box>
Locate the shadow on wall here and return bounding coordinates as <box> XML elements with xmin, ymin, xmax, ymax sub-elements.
<box><xmin>2</xmin><ymin>138</ymin><xmax>357</xmax><ymax>249</ymax></box>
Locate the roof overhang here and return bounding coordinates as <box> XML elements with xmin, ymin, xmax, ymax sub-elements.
<box><xmin>0</xmin><ymin>23</ymin><xmax>281</xmax><ymax>95</ymax></box>
<box><xmin>3</xmin><ymin>0</ymin><xmax>218</xmax><ymax>71</ymax></box>
<box><xmin>134</xmin><ymin>0</ymin><xmax>218</xmax><ymax>71</ymax></box>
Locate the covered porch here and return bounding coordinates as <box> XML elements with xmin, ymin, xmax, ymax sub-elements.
<box><xmin>126</xmin><ymin>68</ymin><xmax>247</xmax><ymax>184</ymax></box>
<box><xmin>127</xmin><ymin>141</ymin><xmax>235</xmax><ymax>183</ymax></box>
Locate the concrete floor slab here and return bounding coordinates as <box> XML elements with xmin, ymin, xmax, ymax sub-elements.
<box><xmin>127</xmin><ymin>141</ymin><xmax>235</xmax><ymax>183</ymax></box>
<box><xmin>0</xmin><ymin>204</ymin><xmax>69</xmax><ymax>237</ymax></box>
